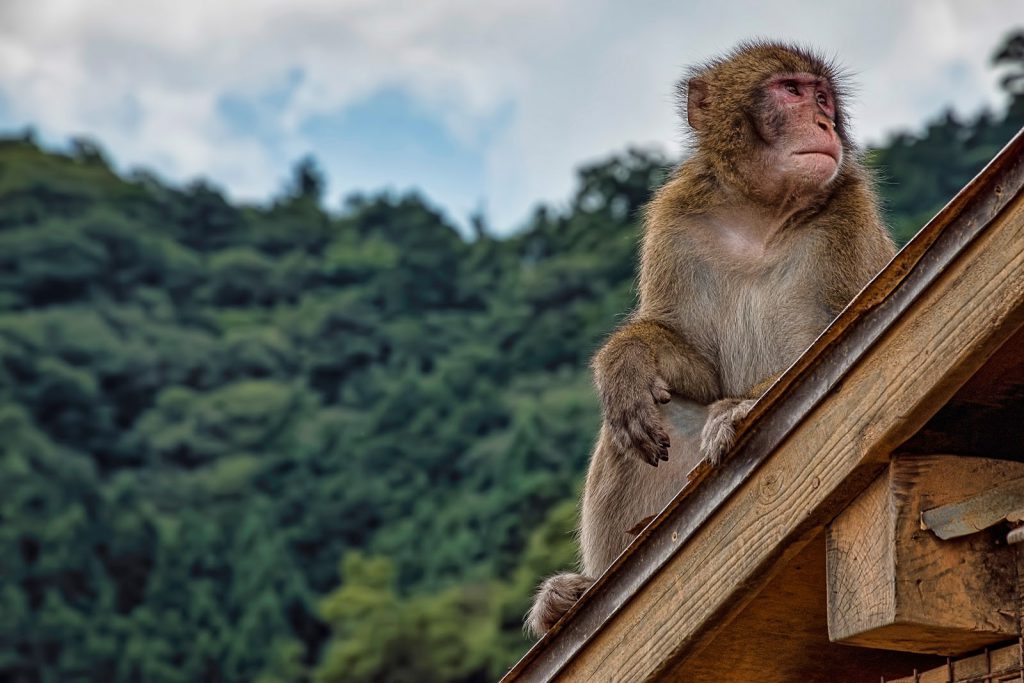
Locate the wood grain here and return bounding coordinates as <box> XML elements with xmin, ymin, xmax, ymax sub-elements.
<box><xmin>826</xmin><ymin>474</ymin><xmax>893</xmax><ymax>642</ymax></box>
<box><xmin>828</xmin><ymin>456</ymin><xmax>1024</xmax><ymax>655</ymax></box>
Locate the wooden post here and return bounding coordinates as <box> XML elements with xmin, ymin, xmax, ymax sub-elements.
<box><xmin>827</xmin><ymin>455</ymin><xmax>1024</xmax><ymax>655</ymax></box>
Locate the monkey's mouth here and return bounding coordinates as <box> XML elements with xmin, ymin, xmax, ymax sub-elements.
<box><xmin>794</xmin><ymin>150</ymin><xmax>839</xmax><ymax>163</ymax></box>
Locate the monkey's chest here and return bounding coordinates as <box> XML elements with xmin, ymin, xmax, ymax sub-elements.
<box><xmin>707</xmin><ymin>275</ymin><xmax>830</xmax><ymax>396</ymax></box>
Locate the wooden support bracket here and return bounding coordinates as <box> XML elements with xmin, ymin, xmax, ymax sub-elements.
<box><xmin>921</xmin><ymin>475</ymin><xmax>1024</xmax><ymax>540</ymax></box>
<box><xmin>827</xmin><ymin>455</ymin><xmax>1024</xmax><ymax>656</ymax></box>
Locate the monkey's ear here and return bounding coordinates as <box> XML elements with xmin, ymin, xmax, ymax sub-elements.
<box><xmin>686</xmin><ymin>78</ymin><xmax>709</xmax><ymax>131</ymax></box>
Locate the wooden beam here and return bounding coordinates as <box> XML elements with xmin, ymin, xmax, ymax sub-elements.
<box><xmin>827</xmin><ymin>456</ymin><xmax>1024</xmax><ymax>655</ymax></box>
<box><xmin>502</xmin><ymin>130</ymin><xmax>1024</xmax><ymax>682</ymax></box>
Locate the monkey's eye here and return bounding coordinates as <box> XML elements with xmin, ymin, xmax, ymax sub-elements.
<box><xmin>816</xmin><ymin>92</ymin><xmax>828</xmax><ymax>107</ymax></box>
<box><xmin>784</xmin><ymin>82</ymin><xmax>800</xmax><ymax>95</ymax></box>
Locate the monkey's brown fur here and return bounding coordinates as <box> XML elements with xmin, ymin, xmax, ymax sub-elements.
<box><xmin>526</xmin><ymin>41</ymin><xmax>896</xmax><ymax>638</ymax></box>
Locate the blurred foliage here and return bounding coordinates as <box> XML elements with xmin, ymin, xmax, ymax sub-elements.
<box><xmin>1</xmin><ymin>32</ymin><xmax>1022</xmax><ymax>683</ymax></box>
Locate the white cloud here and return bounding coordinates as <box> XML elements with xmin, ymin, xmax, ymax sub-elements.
<box><xmin>0</xmin><ymin>0</ymin><xmax>1018</xmax><ymax>232</ymax></box>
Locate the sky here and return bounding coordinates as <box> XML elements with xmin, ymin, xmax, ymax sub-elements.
<box><xmin>0</xmin><ymin>0</ymin><xmax>1020</xmax><ymax>234</ymax></box>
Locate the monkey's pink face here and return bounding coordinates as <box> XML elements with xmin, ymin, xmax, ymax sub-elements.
<box><xmin>759</xmin><ymin>72</ymin><xmax>843</xmax><ymax>194</ymax></box>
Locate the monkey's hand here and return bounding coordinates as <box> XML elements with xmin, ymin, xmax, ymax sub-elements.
<box><xmin>700</xmin><ymin>398</ymin><xmax>756</xmax><ymax>466</ymax></box>
<box><xmin>601</xmin><ymin>366</ymin><xmax>673</xmax><ymax>467</ymax></box>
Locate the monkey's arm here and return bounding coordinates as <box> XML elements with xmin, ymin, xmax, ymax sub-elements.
<box><xmin>593</xmin><ymin>319</ymin><xmax>720</xmax><ymax>466</ymax></box>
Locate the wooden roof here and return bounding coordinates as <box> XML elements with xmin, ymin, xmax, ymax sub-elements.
<box><xmin>502</xmin><ymin>128</ymin><xmax>1024</xmax><ymax>682</ymax></box>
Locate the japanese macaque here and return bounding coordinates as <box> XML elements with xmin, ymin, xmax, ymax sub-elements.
<box><xmin>526</xmin><ymin>42</ymin><xmax>896</xmax><ymax>637</ymax></box>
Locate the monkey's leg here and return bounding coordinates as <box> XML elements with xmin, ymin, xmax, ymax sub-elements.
<box><xmin>580</xmin><ymin>406</ymin><xmax>706</xmax><ymax>575</ymax></box>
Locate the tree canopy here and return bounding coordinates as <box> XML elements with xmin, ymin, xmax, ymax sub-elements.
<box><xmin>1</xmin><ymin>32</ymin><xmax>1022</xmax><ymax>683</ymax></box>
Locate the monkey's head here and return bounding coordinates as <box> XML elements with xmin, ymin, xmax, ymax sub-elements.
<box><xmin>681</xmin><ymin>41</ymin><xmax>851</xmax><ymax>206</ymax></box>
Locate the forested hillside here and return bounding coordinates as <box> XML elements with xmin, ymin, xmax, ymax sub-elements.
<box><xmin>2</xmin><ymin>33</ymin><xmax>1022</xmax><ymax>683</ymax></box>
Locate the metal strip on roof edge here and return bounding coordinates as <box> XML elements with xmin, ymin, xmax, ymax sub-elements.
<box><xmin>501</xmin><ymin>128</ymin><xmax>1024</xmax><ymax>683</ymax></box>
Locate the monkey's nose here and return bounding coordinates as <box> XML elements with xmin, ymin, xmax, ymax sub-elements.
<box><xmin>815</xmin><ymin>113</ymin><xmax>834</xmax><ymax>133</ymax></box>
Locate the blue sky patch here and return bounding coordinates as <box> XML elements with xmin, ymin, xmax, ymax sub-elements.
<box><xmin>217</xmin><ymin>81</ymin><xmax>513</xmax><ymax>229</ymax></box>
<box><xmin>300</xmin><ymin>88</ymin><xmax>501</xmax><ymax>225</ymax></box>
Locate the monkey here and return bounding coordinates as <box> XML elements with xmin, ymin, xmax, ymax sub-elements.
<box><xmin>526</xmin><ymin>41</ymin><xmax>896</xmax><ymax>638</ymax></box>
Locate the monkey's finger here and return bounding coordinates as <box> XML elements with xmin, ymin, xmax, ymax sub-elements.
<box><xmin>638</xmin><ymin>436</ymin><xmax>664</xmax><ymax>467</ymax></box>
<box><xmin>654</xmin><ymin>429</ymin><xmax>671</xmax><ymax>460</ymax></box>
<box><xmin>651</xmin><ymin>379</ymin><xmax>672</xmax><ymax>404</ymax></box>
<box><xmin>611</xmin><ymin>419</ymin><xmax>650</xmax><ymax>464</ymax></box>
<box><xmin>636</xmin><ymin>442</ymin><xmax>660</xmax><ymax>467</ymax></box>
<box><xmin>645</xmin><ymin>435</ymin><xmax>670</xmax><ymax>464</ymax></box>
<box><xmin>636</xmin><ymin>416</ymin><xmax>670</xmax><ymax>458</ymax></box>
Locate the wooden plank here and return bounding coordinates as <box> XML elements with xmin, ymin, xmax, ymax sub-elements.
<box><xmin>507</xmin><ymin>173</ymin><xmax>1024</xmax><ymax>681</ymax></box>
<box><xmin>828</xmin><ymin>456</ymin><xmax>1024</xmax><ymax>655</ymax></box>
<box><xmin>888</xmin><ymin>642</ymin><xmax>1023</xmax><ymax>683</ymax></box>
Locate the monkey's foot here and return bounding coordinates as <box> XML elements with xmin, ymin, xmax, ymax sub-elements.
<box><xmin>526</xmin><ymin>573</ymin><xmax>595</xmax><ymax>638</ymax></box>
<box><xmin>700</xmin><ymin>398</ymin><xmax>756</xmax><ymax>466</ymax></box>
